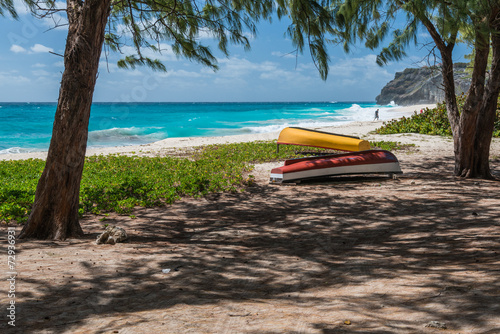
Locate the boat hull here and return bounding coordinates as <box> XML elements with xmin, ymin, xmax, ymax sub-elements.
<box><xmin>270</xmin><ymin>150</ymin><xmax>402</xmax><ymax>183</ymax></box>
<box><xmin>277</xmin><ymin>127</ymin><xmax>371</xmax><ymax>152</ymax></box>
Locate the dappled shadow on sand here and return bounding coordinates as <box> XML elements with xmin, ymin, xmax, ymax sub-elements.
<box><xmin>3</xmin><ymin>156</ymin><xmax>500</xmax><ymax>333</ymax></box>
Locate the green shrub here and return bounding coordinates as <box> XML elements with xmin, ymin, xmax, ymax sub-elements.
<box><xmin>376</xmin><ymin>95</ymin><xmax>500</xmax><ymax>137</ymax></box>
<box><xmin>370</xmin><ymin>141</ymin><xmax>416</xmax><ymax>151</ymax></box>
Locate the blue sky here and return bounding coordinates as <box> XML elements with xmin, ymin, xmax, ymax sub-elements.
<box><xmin>0</xmin><ymin>2</ymin><xmax>471</xmax><ymax>103</ymax></box>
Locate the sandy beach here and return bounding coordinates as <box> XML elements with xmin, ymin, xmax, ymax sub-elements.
<box><xmin>2</xmin><ymin>103</ymin><xmax>500</xmax><ymax>333</ymax></box>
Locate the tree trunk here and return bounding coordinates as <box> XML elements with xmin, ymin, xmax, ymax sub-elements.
<box><xmin>422</xmin><ymin>5</ymin><xmax>500</xmax><ymax>179</ymax></box>
<box><xmin>472</xmin><ymin>15</ymin><xmax>500</xmax><ymax>179</ymax></box>
<box><xmin>452</xmin><ymin>9</ymin><xmax>500</xmax><ymax>179</ymax></box>
<box><xmin>454</xmin><ymin>30</ymin><xmax>489</xmax><ymax>177</ymax></box>
<box><xmin>19</xmin><ymin>0</ymin><xmax>111</xmax><ymax>240</ymax></box>
<box><xmin>439</xmin><ymin>47</ymin><xmax>461</xmax><ymax>162</ymax></box>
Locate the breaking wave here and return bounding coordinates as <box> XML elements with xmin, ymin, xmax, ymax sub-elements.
<box><xmin>87</xmin><ymin>127</ymin><xmax>168</xmax><ymax>146</ymax></box>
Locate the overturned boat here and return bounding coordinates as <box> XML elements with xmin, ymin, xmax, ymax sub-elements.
<box><xmin>277</xmin><ymin>127</ymin><xmax>371</xmax><ymax>152</ymax></box>
<box><xmin>270</xmin><ymin>149</ymin><xmax>402</xmax><ymax>183</ymax></box>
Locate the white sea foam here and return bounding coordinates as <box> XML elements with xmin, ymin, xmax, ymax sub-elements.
<box><xmin>244</xmin><ymin>124</ymin><xmax>289</xmax><ymax>133</ymax></box>
<box><xmin>241</xmin><ymin>102</ymin><xmax>400</xmax><ymax>134</ymax></box>
<box><xmin>346</xmin><ymin>104</ymin><xmax>364</xmax><ymax>112</ymax></box>
<box><xmin>304</xmin><ymin>111</ymin><xmax>336</xmax><ymax>116</ymax></box>
<box><xmin>88</xmin><ymin>127</ymin><xmax>167</xmax><ymax>144</ymax></box>
<box><xmin>0</xmin><ymin>147</ymin><xmax>34</xmax><ymax>154</ymax></box>
<box><xmin>243</xmin><ymin>120</ymin><xmax>351</xmax><ymax>134</ymax></box>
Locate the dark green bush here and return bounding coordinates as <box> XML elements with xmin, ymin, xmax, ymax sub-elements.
<box><xmin>376</xmin><ymin>95</ymin><xmax>500</xmax><ymax>137</ymax></box>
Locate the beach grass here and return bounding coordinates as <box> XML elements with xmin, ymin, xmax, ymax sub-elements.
<box><xmin>1</xmin><ymin>140</ymin><xmax>412</xmax><ymax>224</ymax></box>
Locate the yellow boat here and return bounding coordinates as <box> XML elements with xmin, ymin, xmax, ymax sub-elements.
<box><xmin>277</xmin><ymin>127</ymin><xmax>370</xmax><ymax>152</ymax></box>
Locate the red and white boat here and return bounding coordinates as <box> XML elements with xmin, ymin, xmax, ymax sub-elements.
<box><xmin>270</xmin><ymin>149</ymin><xmax>402</xmax><ymax>183</ymax></box>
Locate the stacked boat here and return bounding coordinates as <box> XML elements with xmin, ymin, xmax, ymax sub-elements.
<box><xmin>270</xmin><ymin>127</ymin><xmax>402</xmax><ymax>183</ymax></box>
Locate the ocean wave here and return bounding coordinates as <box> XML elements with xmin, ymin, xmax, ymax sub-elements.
<box><xmin>241</xmin><ymin>103</ymin><xmax>390</xmax><ymax>133</ymax></box>
<box><xmin>218</xmin><ymin>119</ymin><xmax>292</xmax><ymax>126</ymax></box>
<box><xmin>346</xmin><ymin>104</ymin><xmax>364</xmax><ymax>112</ymax></box>
<box><xmin>306</xmin><ymin>112</ymin><xmax>336</xmax><ymax>116</ymax></box>
<box><xmin>88</xmin><ymin>126</ymin><xmax>168</xmax><ymax>144</ymax></box>
<box><xmin>333</xmin><ymin>103</ymin><xmax>400</xmax><ymax>122</ymax></box>
<box><xmin>0</xmin><ymin>147</ymin><xmax>35</xmax><ymax>154</ymax></box>
<box><xmin>243</xmin><ymin>124</ymin><xmax>289</xmax><ymax>133</ymax></box>
<box><xmin>296</xmin><ymin>107</ymin><xmax>333</xmax><ymax>114</ymax></box>
<box><xmin>323</xmin><ymin>115</ymin><xmax>351</xmax><ymax>121</ymax></box>
<box><xmin>243</xmin><ymin>120</ymin><xmax>351</xmax><ymax>134</ymax></box>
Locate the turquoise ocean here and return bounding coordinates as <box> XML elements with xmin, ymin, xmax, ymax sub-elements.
<box><xmin>0</xmin><ymin>101</ymin><xmax>398</xmax><ymax>154</ymax></box>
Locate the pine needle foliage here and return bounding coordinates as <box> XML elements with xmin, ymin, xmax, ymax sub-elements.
<box><xmin>103</xmin><ymin>0</ymin><xmax>340</xmax><ymax>79</ymax></box>
<box><xmin>1</xmin><ymin>0</ymin><xmax>340</xmax><ymax>79</ymax></box>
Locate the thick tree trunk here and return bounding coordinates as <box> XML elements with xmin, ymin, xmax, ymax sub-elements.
<box><xmin>422</xmin><ymin>5</ymin><xmax>499</xmax><ymax>179</ymax></box>
<box><xmin>472</xmin><ymin>21</ymin><xmax>500</xmax><ymax>179</ymax></box>
<box><xmin>452</xmin><ymin>9</ymin><xmax>500</xmax><ymax>179</ymax></box>
<box><xmin>454</xmin><ymin>30</ymin><xmax>489</xmax><ymax>177</ymax></box>
<box><xmin>19</xmin><ymin>0</ymin><xmax>111</xmax><ymax>240</ymax></box>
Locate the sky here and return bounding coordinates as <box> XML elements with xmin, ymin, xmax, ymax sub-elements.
<box><xmin>0</xmin><ymin>2</ymin><xmax>472</xmax><ymax>103</ymax></box>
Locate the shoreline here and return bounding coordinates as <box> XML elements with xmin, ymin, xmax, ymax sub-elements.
<box><xmin>0</xmin><ymin>104</ymin><xmax>435</xmax><ymax>161</ymax></box>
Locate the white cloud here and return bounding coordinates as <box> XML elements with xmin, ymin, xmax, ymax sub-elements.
<box><xmin>0</xmin><ymin>71</ymin><xmax>30</xmax><ymax>85</ymax></box>
<box><xmin>271</xmin><ymin>51</ymin><xmax>298</xmax><ymax>59</ymax></box>
<box><xmin>10</xmin><ymin>45</ymin><xmax>27</xmax><ymax>53</ymax></box>
<box><xmin>32</xmin><ymin>69</ymin><xmax>51</xmax><ymax>77</ymax></box>
<box><xmin>31</xmin><ymin>44</ymin><xmax>54</xmax><ymax>53</ymax></box>
<box><xmin>217</xmin><ymin>57</ymin><xmax>276</xmax><ymax>78</ymax></box>
<box><xmin>117</xmin><ymin>44</ymin><xmax>178</xmax><ymax>63</ymax></box>
<box><xmin>99</xmin><ymin>60</ymin><xmax>118</xmax><ymax>72</ymax></box>
<box><xmin>40</xmin><ymin>13</ymin><xmax>68</xmax><ymax>30</ymax></box>
<box><xmin>215</xmin><ymin>57</ymin><xmax>314</xmax><ymax>85</ymax></box>
<box><xmin>32</xmin><ymin>63</ymin><xmax>47</xmax><ymax>68</ymax></box>
<box><xmin>194</xmin><ymin>29</ymin><xmax>254</xmax><ymax>41</ymax></box>
<box><xmin>329</xmin><ymin>54</ymin><xmax>393</xmax><ymax>82</ymax></box>
<box><xmin>196</xmin><ymin>30</ymin><xmax>217</xmax><ymax>40</ymax></box>
<box><xmin>122</xmin><ymin>69</ymin><xmax>144</xmax><ymax>77</ymax></box>
<box><xmin>13</xmin><ymin>0</ymin><xmax>31</xmax><ymax>16</ymax></box>
<box><xmin>160</xmin><ymin>69</ymin><xmax>204</xmax><ymax>79</ymax></box>
<box><xmin>51</xmin><ymin>1</ymin><xmax>67</xmax><ymax>10</ymax></box>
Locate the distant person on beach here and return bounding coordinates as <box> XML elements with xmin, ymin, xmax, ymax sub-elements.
<box><xmin>374</xmin><ymin>109</ymin><xmax>379</xmax><ymax>121</ymax></box>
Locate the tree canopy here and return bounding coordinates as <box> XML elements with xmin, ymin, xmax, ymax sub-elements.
<box><xmin>2</xmin><ymin>0</ymin><xmax>339</xmax><ymax>79</ymax></box>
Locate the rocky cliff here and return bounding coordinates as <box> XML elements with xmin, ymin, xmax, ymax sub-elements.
<box><xmin>376</xmin><ymin>63</ymin><xmax>471</xmax><ymax>106</ymax></box>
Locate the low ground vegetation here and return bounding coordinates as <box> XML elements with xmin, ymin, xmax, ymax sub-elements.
<box><xmin>1</xmin><ymin>140</ymin><xmax>412</xmax><ymax>224</ymax></box>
